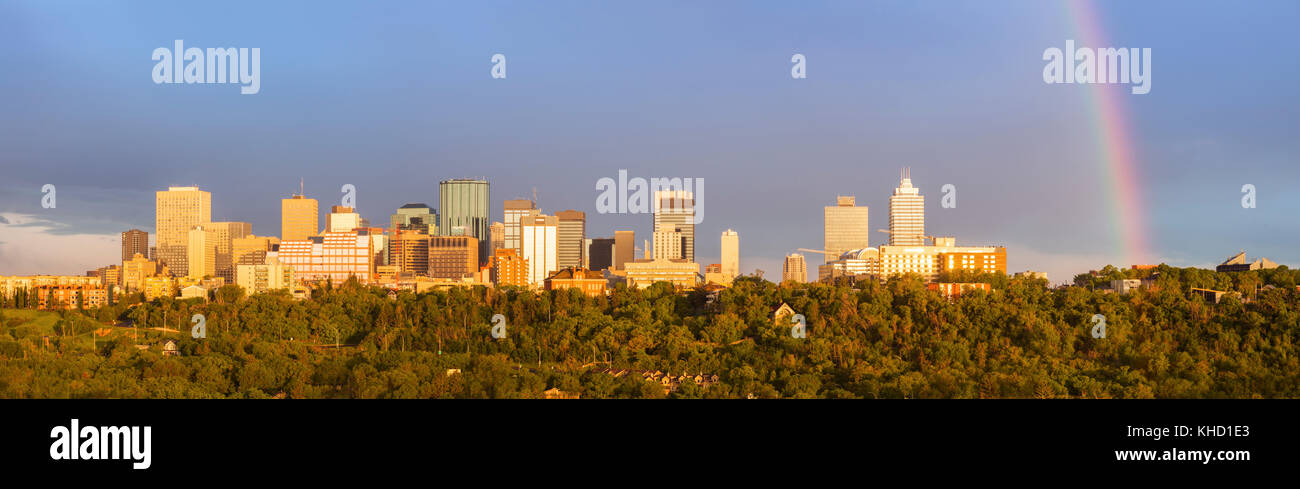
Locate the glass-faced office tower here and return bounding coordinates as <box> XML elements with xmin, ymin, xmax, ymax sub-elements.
<box><xmin>439</xmin><ymin>179</ymin><xmax>490</xmax><ymax>266</ymax></box>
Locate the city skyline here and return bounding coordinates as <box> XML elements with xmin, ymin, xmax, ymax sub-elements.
<box><xmin>1</xmin><ymin>1</ymin><xmax>1298</xmax><ymax>284</ymax></box>
<box><xmin>1</xmin><ymin>171</ymin><xmax>1284</xmax><ymax>287</ymax></box>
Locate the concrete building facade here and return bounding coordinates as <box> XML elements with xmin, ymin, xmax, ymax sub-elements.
<box><xmin>556</xmin><ymin>210</ymin><xmax>586</xmax><ymax>270</ymax></box>
<box><xmin>720</xmin><ymin>229</ymin><xmax>739</xmax><ymax>279</ymax></box>
<box><xmin>824</xmin><ymin>195</ymin><xmax>870</xmax><ymax>264</ymax></box>
<box><xmin>281</xmin><ymin>193</ymin><xmax>318</xmax><ymax>242</ymax></box>
<box><xmin>156</xmin><ymin>186</ymin><xmax>211</xmax><ymax>278</ymax></box>
<box><xmin>428</xmin><ymin>236</ymin><xmax>479</xmax><ymax>279</ymax></box>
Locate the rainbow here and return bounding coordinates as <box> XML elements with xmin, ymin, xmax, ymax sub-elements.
<box><xmin>1066</xmin><ymin>0</ymin><xmax>1149</xmax><ymax>266</ymax></box>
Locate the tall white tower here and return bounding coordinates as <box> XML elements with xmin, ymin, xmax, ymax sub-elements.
<box><xmin>720</xmin><ymin>229</ymin><xmax>739</xmax><ymax>278</ymax></box>
<box><xmin>889</xmin><ymin>168</ymin><xmax>925</xmax><ymax>246</ymax></box>
<box><xmin>521</xmin><ymin>215</ymin><xmax>558</xmax><ymax>286</ymax></box>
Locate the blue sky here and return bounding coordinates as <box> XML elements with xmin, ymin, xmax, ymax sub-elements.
<box><xmin>1</xmin><ymin>0</ymin><xmax>1297</xmax><ymax>283</ymax></box>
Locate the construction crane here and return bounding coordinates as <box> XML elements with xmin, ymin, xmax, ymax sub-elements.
<box><xmin>876</xmin><ymin>229</ymin><xmax>938</xmax><ymax>244</ymax></box>
<box><xmin>796</xmin><ymin>248</ymin><xmax>838</xmax><ymax>256</ymax></box>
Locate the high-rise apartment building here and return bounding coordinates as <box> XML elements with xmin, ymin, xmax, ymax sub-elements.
<box><xmin>889</xmin><ymin>169</ymin><xmax>925</xmax><ymax>246</ymax></box>
<box><xmin>520</xmin><ymin>215</ymin><xmax>557</xmax><ymax>286</ymax></box>
<box><xmin>783</xmin><ymin>253</ymin><xmax>807</xmax><ymax>283</ymax></box>
<box><xmin>556</xmin><ymin>210</ymin><xmax>586</xmax><ymax>270</ymax></box>
<box><xmin>491</xmin><ymin>248</ymin><xmax>529</xmax><ymax>287</ymax></box>
<box><xmin>186</xmin><ymin>226</ymin><xmax>216</xmax><ymax>279</ymax></box>
<box><xmin>824</xmin><ymin>195</ymin><xmax>870</xmax><ymax>264</ymax></box>
<box><xmin>503</xmin><ymin>199</ymin><xmax>538</xmax><ymax>254</ymax></box>
<box><xmin>121</xmin><ymin>229</ymin><xmax>149</xmax><ymax>262</ymax></box>
<box><xmin>652</xmin><ymin>190</ymin><xmax>694</xmax><ymax>262</ymax></box>
<box><xmin>613</xmin><ymin>231</ymin><xmax>635</xmax><ymax>271</ymax></box>
<box><xmin>588</xmin><ymin>237</ymin><xmax>614</xmax><ymax>271</ymax></box>
<box><xmin>389</xmin><ymin>230</ymin><xmax>431</xmax><ymax>275</ymax></box>
<box><xmin>156</xmin><ymin>186</ymin><xmax>211</xmax><ymax>278</ymax></box>
<box><xmin>281</xmin><ymin>193</ymin><xmax>318</xmax><ymax>241</ymax></box>
<box><xmin>439</xmin><ymin>179</ymin><xmax>490</xmax><ymax>265</ymax></box>
<box><xmin>390</xmin><ymin>203</ymin><xmax>438</xmax><ymax>235</ymax></box>
<box><xmin>428</xmin><ymin>236</ymin><xmax>479</xmax><ymax>279</ymax></box>
<box><xmin>203</xmin><ymin>221</ymin><xmax>252</xmax><ymax>283</ymax></box>
<box><xmin>720</xmin><ymin>229</ymin><xmax>739</xmax><ymax>278</ymax></box>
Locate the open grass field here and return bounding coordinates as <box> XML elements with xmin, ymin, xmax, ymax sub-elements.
<box><xmin>2</xmin><ymin>308</ymin><xmax>63</xmax><ymax>335</ymax></box>
<box><xmin>1</xmin><ymin>308</ymin><xmax>128</xmax><ymax>350</ymax></box>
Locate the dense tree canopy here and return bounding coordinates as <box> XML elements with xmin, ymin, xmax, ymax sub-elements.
<box><xmin>2</xmin><ymin>264</ymin><xmax>1298</xmax><ymax>398</ymax></box>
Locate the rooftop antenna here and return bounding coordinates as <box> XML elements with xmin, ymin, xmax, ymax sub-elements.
<box><xmin>300</xmin><ymin>177</ymin><xmax>304</xmax><ymax>197</ymax></box>
<box><xmin>532</xmin><ymin>187</ymin><xmax>538</xmax><ymax>206</ymax></box>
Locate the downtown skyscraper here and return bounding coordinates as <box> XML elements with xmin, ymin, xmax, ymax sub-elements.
<box><xmin>652</xmin><ymin>190</ymin><xmax>695</xmax><ymax>263</ymax></box>
<box><xmin>613</xmin><ymin>230</ymin><xmax>635</xmax><ymax>271</ymax></box>
<box><xmin>155</xmin><ymin>186</ymin><xmax>212</xmax><ymax>278</ymax></box>
<box><xmin>440</xmin><ymin>179</ymin><xmax>490</xmax><ymax>265</ymax></box>
<box><xmin>281</xmin><ymin>193</ymin><xmax>319</xmax><ymax>241</ymax></box>
<box><xmin>121</xmin><ymin>229</ymin><xmax>148</xmax><ymax>262</ymax></box>
<box><xmin>889</xmin><ymin>169</ymin><xmax>925</xmax><ymax>246</ymax></box>
<box><xmin>503</xmin><ymin>199</ymin><xmax>539</xmax><ymax>254</ymax></box>
<box><xmin>782</xmin><ymin>253</ymin><xmax>807</xmax><ymax>283</ymax></box>
<box><xmin>556</xmin><ymin>210</ymin><xmax>586</xmax><ymax>270</ymax></box>
<box><xmin>823</xmin><ymin>195</ymin><xmax>870</xmax><ymax>263</ymax></box>
<box><xmin>720</xmin><ymin>229</ymin><xmax>739</xmax><ymax>278</ymax></box>
<box><xmin>203</xmin><ymin>221</ymin><xmax>252</xmax><ymax>282</ymax></box>
<box><xmin>520</xmin><ymin>214</ymin><xmax>558</xmax><ymax>286</ymax></box>
<box><xmin>390</xmin><ymin>203</ymin><xmax>438</xmax><ymax>235</ymax></box>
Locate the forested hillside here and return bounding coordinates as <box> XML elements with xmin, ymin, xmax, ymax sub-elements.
<box><xmin>2</xmin><ymin>264</ymin><xmax>1297</xmax><ymax>399</ymax></box>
